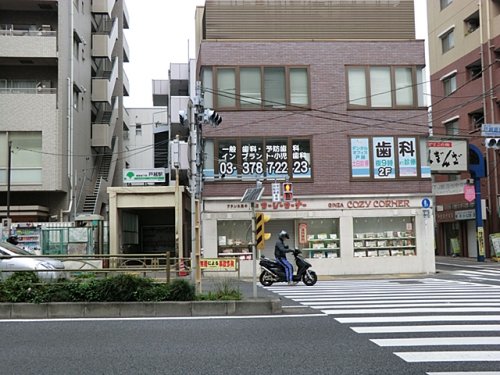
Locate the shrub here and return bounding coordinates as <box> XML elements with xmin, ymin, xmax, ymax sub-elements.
<box><xmin>0</xmin><ymin>273</ymin><xmax>198</xmax><ymax>303</ymax></box>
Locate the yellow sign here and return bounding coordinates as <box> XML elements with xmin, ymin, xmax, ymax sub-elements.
<box><xmin>477</xmin><ymin>227</ymin><xmax>486</xmax><ymax>257</ymax></box>
<box><xmin>200</xmin><ymin>258</ymin><xmax>237</xmax><ymax>271</ymax></box>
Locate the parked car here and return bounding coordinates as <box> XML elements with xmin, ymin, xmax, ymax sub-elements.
<box><xmin>0</xmin><ymin>241</ymin><xmax>66</xmax><ymax>281</ymax></box>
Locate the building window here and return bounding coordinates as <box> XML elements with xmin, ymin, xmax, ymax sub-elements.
<box><xmin>202</xmin><ymin>66</ymin><xmax>310</xmax><ymax>110</ymax></box>
<box><xmin>135</xmin><ymin>123</ymin><xmax>142</xmax><ymax>136</ymax></box>
<box><xmin>442</xmin><ymin>73</ymin><xmax>457</xmax><ymax>96</ymax></box>
<box><xmin>346</xmin><ymin>66</ymin><xmax>424</xmax><ymax>109</ymax></box>
<box><xmin>204</xmin><ymin>137</ymin><xmax>311</xmax><ymax>181</ymax></box>
<box><xmin>464</xmin><ymin>11</ymin><xmax>480</xmax><ymax>35</ymax></box>
<box><xmin>466</xmin><ymin>60</ymin><xmax>482</xmax><ymax>80</ymax></box>
<box><xmin>444</xmin><ymin>119</ymin><xmax>459</xmax><ymax>135</ymax></box>
<box><xmin>440</xmin><ymin>28</ymin><xmax>455</xmax><ymax>53</ymax></box>
<box><xmin>0</xmin><ymin>132</ymin><xmax>42</xmax><ymax>185</ymax></box>
<box><xmin>469</xmin><ymin>110</ymin><xmax>484</xmax><ymax>131</ymax></box>
<box><xmin>440</xmin><ymin>0</ymin><xmax>452</xmax><ymax>10</ymax></box>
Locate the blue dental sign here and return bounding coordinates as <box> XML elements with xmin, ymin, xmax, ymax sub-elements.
<box><xmin>421</xmin><ymin>198</ymin><xmax>431</xmax><ymax>209</ymax></box>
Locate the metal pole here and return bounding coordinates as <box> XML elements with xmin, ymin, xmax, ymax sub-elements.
<box><xmin>475</xmin><ymin>177</ymin><xmax>485</xmax><ymax>262</ymax></box>
<box><xmin>251</xmin><ymin>201</ymin><xmax>257</xmax><ymax>298</ymax></box>
<box><xmin>6</xmin><ymin>141</ymin><xmax>12</xmax><ymax>236</ymax></box>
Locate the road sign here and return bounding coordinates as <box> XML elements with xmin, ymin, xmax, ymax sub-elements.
<box><xmin>421</xmin><ymin>198</ymin><xmax>431</xmax><ymax>208</ymax></box>
<box><xmin>481</xmin><ymin>123</ymin><xmax>500</xmax><ymax>137</ymax></box>
<box><xmin>271</xmin><ymin>183</ymin><xmax>280</xmax><ymax>202</ymax></box>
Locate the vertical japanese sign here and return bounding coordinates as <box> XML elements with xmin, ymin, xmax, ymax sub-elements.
<box><xmin>241</xmin><ymin>140</ymin><xmax>264</xmax><ymax>178</ymax></box>
<box><xmin>218</xmin><ymin>141</ymin><xmax>238</xmax><ymax>178</ymax></box>
<box><xmin>292</xmin><ymin>140</ymin><xmax>311</xmax><ymax>178</ymax></box>
<box><xmin>398</xmin><ymin>137</ymin><xmax>418</xmax><ymax>177</ymax></box>
<box><xmin>351</xmin><ymin>138</ymin><xmax>370</xmax><ymax>178</ymax></box>
<box><xmin>373</xmin><ymin>137</ymin><xmax>395</xmax><ymax>179</ymax></box>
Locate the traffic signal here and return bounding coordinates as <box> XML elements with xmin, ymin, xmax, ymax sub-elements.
<box><xmin>204</xmin><ymin>109</ymin><xmax>222</xmax><ymax>127</ymax></box>
<box><xmin>255</xmin><ymin>212</ymin><xmax>271</xmax><ymax>250</ymax></box>
<box><xmin>283</xmin><ymin>182</ymin><xmax>293</xmax><ymax>201</ymax></box>
<box><xmin>486</xmin><ymin>138</ymin><xmax>500</xmax><ymax>149</ymax></box>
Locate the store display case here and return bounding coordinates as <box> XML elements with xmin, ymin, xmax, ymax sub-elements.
<box><xmin>217</xmin><ymin>220</ymin><xmax>252</xmax><ymax>260</ymax></box>
<box><xmin>353</xmin><ymin>217</ymin><xmax>415</xmax><ymax>257</ymax></box>
<box><xmin>299</xmin><ymin>219</ymin><xmax>340</xmax><ymax>258</ymax></box>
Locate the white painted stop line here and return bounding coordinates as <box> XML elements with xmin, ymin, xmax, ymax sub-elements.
<box><xmin>395</xmin><ymin>351</ymin><xmax>500</xmax><ymax>362</ymax></box>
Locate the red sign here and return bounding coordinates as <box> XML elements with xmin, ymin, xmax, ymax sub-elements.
<box><xmin>464</xmin><ymin>184</ymin><xmax>475</xmax><ymax>203</ymax></box>
<box><xmin>298</xmin><ymin>223</ymin><xmax>308</xmax><ymax>245</ymax></box>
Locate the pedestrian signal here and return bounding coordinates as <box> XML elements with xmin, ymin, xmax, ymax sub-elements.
<box><xmin>283</xmin><ymin>182</ymin><xmax>293</xmax><ymax>201</ymax></box>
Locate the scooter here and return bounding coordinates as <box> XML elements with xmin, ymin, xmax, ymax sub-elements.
<box><xmin>259</xmin><ymin>249</ymin><xmax>317</xmax><ymax>286</ymax></box>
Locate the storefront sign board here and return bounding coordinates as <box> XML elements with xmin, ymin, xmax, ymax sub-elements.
<box><xmin>200</xmin><ymin>258</ymin><xmax>237</xmax><ymax>271</ymax></box>
<box><xmin>428</xmin><ymin>140</ymin><xmax>467</xmax><ymax>173</ymax></box>
<box><xmin>433</xmin><ymin>179</ymin><xmax>468</xmax><ymax>196</ymax></box>
<box><xmin>123</xmin><ymin>168</ymin><xmax>166</xmax><ymax>183</ymax></box>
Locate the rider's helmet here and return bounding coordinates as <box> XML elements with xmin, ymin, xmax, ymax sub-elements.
<box><xmin>278</xmin><ymin>230</ymin><xmax>289</xmax><ymax>239</ymax></box>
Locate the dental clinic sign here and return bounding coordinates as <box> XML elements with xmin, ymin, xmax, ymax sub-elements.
<box><xmin>123</xmin><ymin>169</ymin><xmax>166</xmax><ymax>184</ymax></box>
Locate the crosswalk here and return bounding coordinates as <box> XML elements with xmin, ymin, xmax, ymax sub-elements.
<box><xmin>437</xmin><ymin>264</ymin><xmax>500</xmax><ymax>284</ymax></box>
<box><xmin>265</xmin><ymin>278</ymin><xmax>500</xmax><ymax>375</ymax></box>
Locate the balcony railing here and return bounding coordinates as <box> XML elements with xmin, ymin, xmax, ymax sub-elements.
<box><xmin>0</xmin><ymin>24</ymin><xmax>56</xmax><ymax>37</ymax></box>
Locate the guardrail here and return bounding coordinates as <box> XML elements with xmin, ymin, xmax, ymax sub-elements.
<box><xmin>0</xmin><ymin>254</ymin><xmax>241</xmax><ymax>282</ymax></box>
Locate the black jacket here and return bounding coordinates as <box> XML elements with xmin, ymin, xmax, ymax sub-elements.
<box><xmin>274</xmin><ymin>238</ymin><xmax>292</xmax><ymax>259</ymax></box>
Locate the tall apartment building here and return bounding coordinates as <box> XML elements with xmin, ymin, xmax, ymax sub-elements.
<box><xmin>427</xmin><ymin>0</ymin><xmax>500</xmax><ymax>258</ymax></box>
<box><xmin>0</xmin><ymin>0</ymin><xmax>129</xmax><ymax>223</ymax></box>
<box><xmin>194</xmin><ymin>0</ymin><xmax>434</xmax><ymax>276</ymax></box>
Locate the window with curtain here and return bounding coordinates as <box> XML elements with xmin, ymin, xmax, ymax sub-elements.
<box><xmin>347</xmin><ymin>65</ymin><xmax>424</xmax><ymax>109</ymax></box>
<box><xmin>441</xmin><ymin>29</ymin><xmax>455</xmax><ymax>53</ymax></box>
<box><xmin>264</xmin><ymin>67</ymin><xmax>286</xmax><ymax>108</ymax></box>
<box><xmin>443</xmin><ymin>74</ymin><xmax>457</xmax><ymax>96</ymax></box>
<box><xmin>201</xmin><ymin>67</ymin><xmax>213</xmax><ymax>109</ymax></box>
<box><xmin>0</xmin><ymin>131</ymin><xmax>42</xmax><ymax>184</ymax></box>
<box><xmin>290</xmin><ymin>68</ymin><xmax>309</xmax><ymax>106</ymax></box>
<box><xmin>395</xmin><ymin>67</ymin><xmax>413</xmax><ymax>106</ymax></box>
<box><xmin>370</xmin><ymin>67</ymin><xmax>392</xmax><ymax>107</ymax></box>
<box><xmin>240</xmin><ymin>67</ymin><xmax>261</xmax><ymax>108</ymax></box>
<box><xmin>347</xmin><ymin>67</ymin><xmax>367</xmax><ymax>106</ymax></box>
<box><xmin>216</xmin><ymin>68</ymin><xmax>236</xmax><ymax>108</ymax></box>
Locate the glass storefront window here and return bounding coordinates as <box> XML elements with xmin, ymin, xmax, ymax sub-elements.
<box><xmin>299</xmin><ymin>219</ymin><xmax>340</xmax><ymax>258</ymax></box>
<box><xmin>217</xmin><ymin>220</ymin><xmax>252</xmax><ymax>260</ymax></box>
<box><xmin>353</xmin><ymin>217</ymin><xmax>416</xmax><ymax>257</ymax></box>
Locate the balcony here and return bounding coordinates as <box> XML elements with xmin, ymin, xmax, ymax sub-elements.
<box><xmin>91</xmin><ymin>0</ymin><xmax>115</xmax><ymax>17</ymax></box>
<box><xmin>92</xmin><ymin>57</ymin><xmax>118</xmax><ymax>104</ymax></box>
<box><xmin>123</xmin><ymin>69</ymin><xmax>130</xmax><ymax>97</ymax></box>
<box><xmin>92</xmin><ymin>99</ymin><xmax>118</xmax><ymax>148</ymax></box>
<box><xmin>0</xmin><ymin>24</ymin><xmax>57</xmax><ymax>58</ymax></box>
<box><xmin>92</xmin><ymin>17</ymin><xmax>117</xmax><ymax>60</ymax></box>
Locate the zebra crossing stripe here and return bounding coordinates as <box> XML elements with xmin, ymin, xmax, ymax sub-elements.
<box><xmin>323</xmin><ymin>307</ymin><xmax>500</xmax><ymax>314</ymax></box>
<box><xmin>352</xmin><ymin>324</ymin><xmax>500</xmax><ymax>333</ymax></box>
<box><xmin>395</xmin><ymin>351</ymin><xmax>500</xmax><ymax>362</ymax></box>
<box><xmin>371</xmin><ymin>337</ymin><xmax>500</xmax><ymax>346</ymax></box>
<box><xmin>336</xmin><ymin>315</ymin><xmax>500</xmax><ymax>323</ymax></box>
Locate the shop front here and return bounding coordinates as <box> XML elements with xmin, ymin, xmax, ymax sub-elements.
<box><xmin>201</xmin><ymin>195</ymin><xmax>436</xmax><ymax>277</ymax></box>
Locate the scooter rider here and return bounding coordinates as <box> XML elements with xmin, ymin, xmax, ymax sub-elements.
<box><xmin>275</xmin><ymin>230</ymin><xmax>295</xmax><ymax>285</ymax></box>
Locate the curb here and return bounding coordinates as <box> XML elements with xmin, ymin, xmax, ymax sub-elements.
<box><xmin>0</xmin><ymin>298</ymin><xmax>282</xmax><ymax>319</ymax></box>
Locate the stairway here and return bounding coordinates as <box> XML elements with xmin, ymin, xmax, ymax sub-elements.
<box><xmin>82</xmin><ymin>153</ymin><xmax>112</xmax><ymax>214</ymax></box>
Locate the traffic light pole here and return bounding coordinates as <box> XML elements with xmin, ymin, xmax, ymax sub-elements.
<box><xmin>251</xmin><ymin>202</ymin><xmax>257</xmax><ymax>298</ymax></box>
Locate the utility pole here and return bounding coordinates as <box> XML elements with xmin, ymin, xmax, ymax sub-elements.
<box><xmin>6</xmin><ymin>141</ymin><xmax>12</xmax><ymax>236</ymax></box>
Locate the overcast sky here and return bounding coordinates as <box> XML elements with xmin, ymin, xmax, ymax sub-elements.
<box><xmin>124</xmin><ymin>0</ymin><xmax>428</xmax><ymax>108</ymax></box>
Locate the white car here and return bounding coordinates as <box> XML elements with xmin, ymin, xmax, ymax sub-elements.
<box><xmin>0</xmin><ymin>241</ymin><xmax>66</xmax><ymax>281</ymax></box>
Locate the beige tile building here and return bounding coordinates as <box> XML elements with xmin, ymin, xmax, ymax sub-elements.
<box><xmin>0</xmin><ymin>0</ymin><xmax>130</xmax><ymax>222</ymax></box>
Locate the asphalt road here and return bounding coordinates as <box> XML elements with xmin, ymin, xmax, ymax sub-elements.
<box><xmin>1</xmin><ymin>259</ymin><xmax>499</xmax><ymax>375</ymax></box>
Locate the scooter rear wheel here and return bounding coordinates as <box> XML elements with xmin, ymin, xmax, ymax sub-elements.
<box><xmin>259</xmin><ymin>270</ymin><xmax>274</xmax><ymax>286</ymax></box>
<box><xmin>302</xmin><ymin>270</ymin><xmax>317</xmax><ymax>286</ymax></box>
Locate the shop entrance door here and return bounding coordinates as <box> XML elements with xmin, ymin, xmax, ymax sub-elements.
<box><xmin>467</xmin><ymin>220</ymin><xmax>477</xmax><ymax>258</ymax></box>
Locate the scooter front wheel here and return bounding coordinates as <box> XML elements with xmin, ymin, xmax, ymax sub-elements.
<box><xmin>302</xmin><ymin>270</ymin><xmax>317</xmax><ymax>286</ymax></box>
<box><xmin>259</xmin><ymin>270</ymin><xmax>274</xmax><ymax>286</ymax></box>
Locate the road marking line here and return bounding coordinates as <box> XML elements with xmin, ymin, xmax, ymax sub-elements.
<box><xmin>352</xmin><ymin>324</ymin><xmax>500</xmax><ymax>333</ymax></box>
<box><xmin>336</xmin><ymin>315</ymin><xmax>500</xmax><ymax>323</ymax></box>
<box><xmin>303</xmin><ymin>299</ymin><xmax>500</xmax><ymax>306</ymax></box>
<box><xmin>310</xmin><ymin>302</ymin><xmax>500</xmax><ymax>309</ymax></box>
<box><xmin>0</xmin><ymin>313</ymin><xmax>327</xmax><ymax>323</ymax></box>
<box><xmin>395</xmin><ymin>351</ymin><xmax>500</xmax><ymax>362</ymax></box>
<box><xmin>372</xmin><ymin>336</ymin><xmax>500</xmax><ymax>346</ymax></box>
<box><xmin>427</xmin><ymin>372</ymin><xmax>500</xmax><ymax>375</ymax></box>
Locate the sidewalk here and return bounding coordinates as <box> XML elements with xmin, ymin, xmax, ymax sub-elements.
<box><xmin>435</xmin><ymin>255</ymin><xmax>500</xmax><ymax>267</ymax></box>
